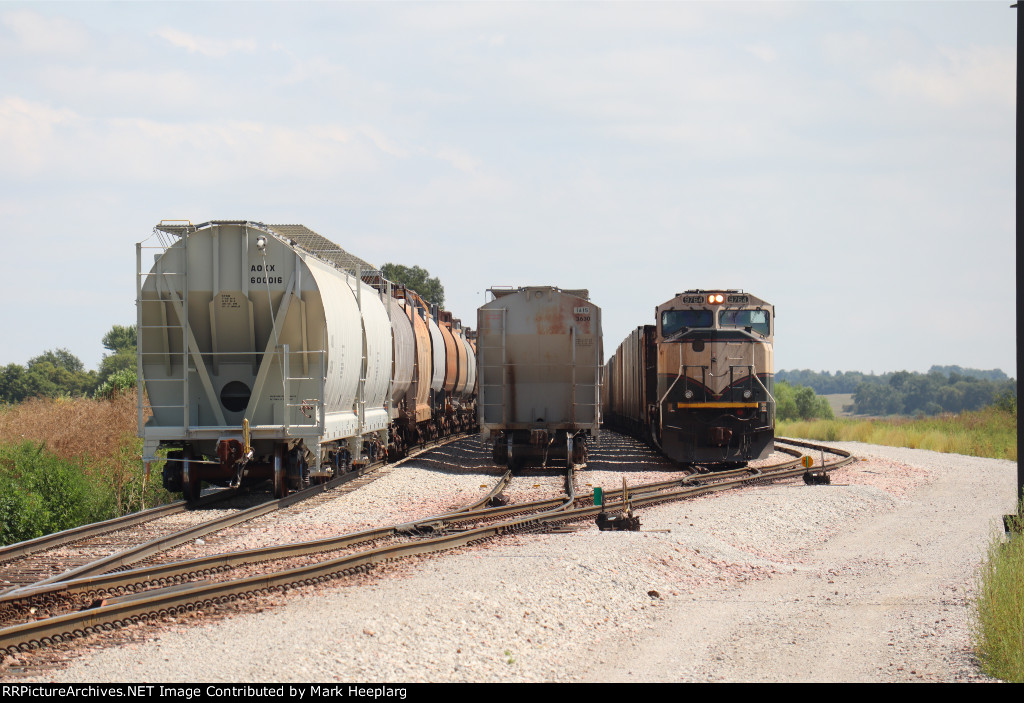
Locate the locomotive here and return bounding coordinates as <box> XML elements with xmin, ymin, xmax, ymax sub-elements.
<box><xmin>604</xmin><ymin>290</ymin><xmax>774</xmax><ymax>465</ymax></box>
<box><xmin>137</xmin><ymin>220</ymin><xmax>476</xmax><ymax>500</ymax></box>
<box><xmin>477</xmin><ymin>286</ymin><xmax>603</xmax><ymax>471</ymax></box>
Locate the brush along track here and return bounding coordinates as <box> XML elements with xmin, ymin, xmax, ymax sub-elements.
<box><xmin>0</xmin><ymin>437</ymin><xmax>854</xmax><ymax>657</ymax></box>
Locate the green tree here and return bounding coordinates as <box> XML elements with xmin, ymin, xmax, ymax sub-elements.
<box><xmin>28</xmin><ymin>348</ymin><xmax>85</xmax><ymax>373</ymax></box>
<box><xmin>855</xmin><ymin>382</ymin><xmax>904</xmax><ymax>415</ymax></box>
<box><xmin>381</xmin><ymin>263</ymin><xmax>446</xmax><ymax>308</ymax></box>
<box><xmin>0</xmin><ymin>442</ymin><xmax>109</xmax><ymax>545</ymax></box>
<box><xmin>775</xmin><ymin>382</ymin><xmax>798</xmax><ymax>421</ymax></box>
<box><xmin>0</xmin><ymin>364</ymin><xmax>29</xmax><ymax>404</ymax></box>
<box><xmin>24</xmin><ymin>350</ymin><xmax>95</xmax><ymax>398</ymax></box>
<box><xmin>775</xmin><ymin>381</ymin><xmax>833</xmax><ymax>421</ymax></box>
<box><xmin>993</xmin><ymin>390</ymin><xmax>1017</xmax><ymax>415</ymax></box>
<box><xmin>94</xmin><ymin>367</ymin><xmax>137</xmax><ymax>399</ymax></box>
<box><xmin>95</xmin><ymin>324</ymin><xmax>137</xmax><ymax>391</ymax></box>
<box><xmin>102</xmin><ymin>325</ymin><xmax>137</xmax><ymax>353</ymax></box>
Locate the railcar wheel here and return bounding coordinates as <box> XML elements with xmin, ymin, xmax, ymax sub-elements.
<box><xmin>163</xmin><ymin>450</ymin><xmax>184</xmax><ymax>493</ymax></box>
<box><xmin>507</xmin><ymin>444</ymin><xmax>526</xmax><ymax>474</ymax></box>
<box><xmin>572</xmin><ymin>439</ymin><xmax>588</xmax><ymax>466</ymax></box>
<box><xmin>181</xmin><ymin>447</ymin><xmax>201</xmax><ymax>502</ymax></box>
<box><xmin>492</xmin><ymin>438</ymin><xmax>508</xmax><ymax>465</ymax></box>
<box><xmin>273</xmin><ymin>445</ymin><xmax>289</xmax><ymax>499</ymax></box>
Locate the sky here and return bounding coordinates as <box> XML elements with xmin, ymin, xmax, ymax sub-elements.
<box><xmin>0</xmin><ymin>1</ymin><xmax>1016</xmax><ymax>377</ymax></box>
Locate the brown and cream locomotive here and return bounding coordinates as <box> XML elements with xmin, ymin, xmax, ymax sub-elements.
<box><xmin>604</xmin><ymin>290</ymin><xmax>774</xmax><ymax>466</ymax></box>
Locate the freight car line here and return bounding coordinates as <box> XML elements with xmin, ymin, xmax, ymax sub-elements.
<box><xmin>139</xmin><ymin>221</ymin><xmax>480</xmax><ymax>503</ymax></box>
<box><xmin>0</xmin><ymin>440</ymin><xmax>855</xmax><ymax>657</ymax></box>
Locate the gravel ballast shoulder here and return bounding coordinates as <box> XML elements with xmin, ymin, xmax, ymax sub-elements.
<box><xmin>10</xmin><ymin>440</ymin><xmax>1018</xmax><ymax>683</ymax></box>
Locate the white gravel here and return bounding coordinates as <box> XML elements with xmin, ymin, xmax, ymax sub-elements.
<box><xmin>9</xmin><ymin>440</ymin><xmax>1018</xmax><ymax>683</ymax></box>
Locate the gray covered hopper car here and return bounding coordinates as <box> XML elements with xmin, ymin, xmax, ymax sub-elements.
<box><xmin>477</xmin><ymin>286</ymin><xmax>602</xmax><ymax>471</ymax></box>
<box><xmin>137</xmin><ymin>220</ymin><xmax>476</xmax><ymax>500</ymax></box>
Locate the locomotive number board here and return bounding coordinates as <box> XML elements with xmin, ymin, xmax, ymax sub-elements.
<box><xmin>680</xmin><ymin>294</ymin><xmax>751</xmax><ymax>304</ymax></box>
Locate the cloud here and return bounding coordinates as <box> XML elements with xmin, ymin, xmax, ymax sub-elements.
<box><xmin>432</xmin><ymin>145</ymin><xmax>479</xmax><ymax>174</ymax></box>
<box><xmin>0</xmin><ymin>97</ymin><xmax>78</xmax><ymax>174</ymax></box>
<box><xmin>33</xmin><ymin>65</ymin><xmax>208</xmax><ymax>115</ymax></box>
<box><xmin>0</xmin><ymin>96</ymin><xmax>449</xmax><ymax>185</ymax></box>
<box><xmin>0</xmin><ymin>9</ymin><xmax>89</xmax><ymax>54</ymax></box>
<box><xmin>155</xmin><ymin>27</ymin><xmax>257</xmax><ymax>58</ymax></box>
<box><xmin>872</xmin><ymin>46</ymin><xmax>1016</xmax><ymax>108</ymax></box>
<box><xmin>745</xmin><ymin>43</ymin><xmax>778</xmax><ymax>63</ymax></box>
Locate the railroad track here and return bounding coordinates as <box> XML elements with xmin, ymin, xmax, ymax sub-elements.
<box><xmin>0</xmin><ymin>488</ymin><xmax>248</xmax><ymax>594</ymax></box>
<box><xmin>0</xmin><ymin>432</ymin><xmax>471</xmax><ymax>611</ymax></box>
<box><xmin>0</xmin><ymin>436</ymin><xmax>854</xmax><ymax>660</ymax></box>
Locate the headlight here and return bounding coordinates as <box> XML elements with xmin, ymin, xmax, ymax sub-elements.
<box><xmin>742</xmin><ymin>389</ymin><xmax>753</xmax><ymax>399</ymax></box>
<box><xmin>684</xmin><ymin>389</ymin><xmax>694</xmax><ymax>400</ymax></box>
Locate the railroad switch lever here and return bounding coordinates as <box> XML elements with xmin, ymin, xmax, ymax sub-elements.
<box><xmin>803</xmin><ymin>470</ymin><xmax>831</xmax><ymax>485</ymax></box>
<box><xmin>596</xmin><ymin>512</ymin><xmax>641</xmax><ymax>531</ymax></box>
<box><xmin>487</xmin><ymin>493</ymin><xmax>510</xmax><ymax>507</ymax></box>
<box><xmin>596</xmin><ymin>477</ymin><xmax>642</xmax><ymax>531</ymax></box>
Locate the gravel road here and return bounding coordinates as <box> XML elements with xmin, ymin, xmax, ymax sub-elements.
<box><xmin>9</xmin><ymin>440</ymin><xmax>1017</xmax><ymax>683</ymax></box>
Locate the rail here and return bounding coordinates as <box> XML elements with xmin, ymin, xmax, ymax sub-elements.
<box><xmin>0</xmin><ymin>438</ymin><xmax>856</xmax><ymax>655</ymax></box>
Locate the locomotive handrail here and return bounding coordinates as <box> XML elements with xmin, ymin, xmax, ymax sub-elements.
<box><xmin>752</xmin><ymin>372</ymin><xmax>776</xmax><ymax>405</ymax></box>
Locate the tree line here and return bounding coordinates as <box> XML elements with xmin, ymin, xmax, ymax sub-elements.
<box><xmin>0</xmin><ymin>325</ymin><xmax>137</xmax><ymax>404</ymax></box>
<box><xmin>775</xmin><ymin>381</ymin><xmax>834</xmax><ymax>422</ymax></box>
<box><xmin>776</xmin><ymin>367</ymin><xmax>1016</xmax><ymax>416</ymax></box>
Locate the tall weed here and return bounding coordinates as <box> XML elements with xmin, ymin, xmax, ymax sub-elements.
<box><xmin>973</xmin><ymin>508</ymin><xmax>1024</xmax><ymax>682</ymax></box>
<box><xmin>0</xmin><ymin>392</ymin><xmax>172</xmax><ymax>545</ymax></box>
<box><xmin>0</xmin><ymin>442</ymin><xmax>109</xmax><ymax>544</ymax></box>
<box><xmin>777</xmin><ymin>405</ymin><xmax>1016</xmax><ymax>461</ymax></box>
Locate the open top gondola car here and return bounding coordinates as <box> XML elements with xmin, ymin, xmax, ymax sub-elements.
<box><xmin>477</xmin><ymin>286</ymin><xmax>602</xmax><ymax>471</ymax></box>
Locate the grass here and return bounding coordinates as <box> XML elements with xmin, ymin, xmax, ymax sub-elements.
<box><xmin>973</xmin><ymin>508</ymin><xmax>1024</xmax><ymax>682</ymax></box>
<box><xmin>777</xmin><ymin>405</ymin><xmax>1017</xmax><ymax>461</ymax></box>
<box><xmin>0</xmin><ymin>392</ymin><xmax>172</xmax><ymax>545</ymax></box>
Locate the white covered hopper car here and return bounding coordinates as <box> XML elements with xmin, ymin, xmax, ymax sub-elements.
<box><xmin>137</xmin><ymin>220</ymin><xmax>475</xmax><ymax>500</ymax></box>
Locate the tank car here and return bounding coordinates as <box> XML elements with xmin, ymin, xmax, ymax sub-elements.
<box><xmin>477</xmin><ymin>286</ymin><xmax>603</xmax><ymax>471</ymax></box>
<box><xmin>137</xmin><ymin>220</ymin><xmax>475</xmax><ymax>500</ymax></box>
<box><xmin>605</xmin><ymin>289</ymin><xmax>774</xmax><ymax>465</ymax></box>
<box><xmin>387</xmin><ymin>290</ymin><xmax>477</xmax><ymax>450</ymax></box>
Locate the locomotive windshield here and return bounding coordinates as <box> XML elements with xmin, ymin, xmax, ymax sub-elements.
<box><xmin>719</xmin><ymin>309</ymin><xmax>770</xmax><ymax>336</ymax></box>
<box><xmin>661</xmin><ymin>309</ymin><xmax>713</xmax><ymax>336</ymax></box>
